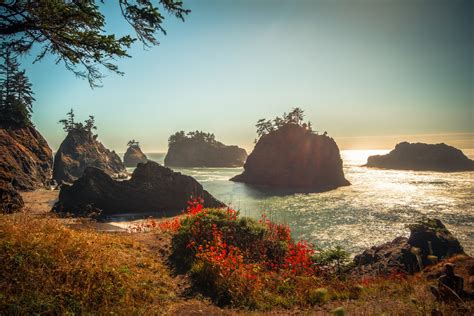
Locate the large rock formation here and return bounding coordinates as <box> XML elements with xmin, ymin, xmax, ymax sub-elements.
<box><xmin>366</xmin><ymin>142</ymin><xmax>474</xmax><ymax>172</ymax></box>
<box><xmin>123</xmin><ymin>144</ymin><xmax>147</xmax><ymax>167</ymax></box>
<box><xmin>165</xmin><ymin>131</ymin><xmax>247</xmax><ymax>167</ymax></box>
<box><xmin>230</xmin><ymin>124</ymin><xmax>350</xmax><ymax>191</ymax></box>
<box><xmin>353</xmin><ymin>218</ymin><xmax>465</xmax><ymax>276</ymax></box>
<box><xmin>0</xmin><ymin>125</ymin><xmax>53</xmax><ymax>190</ymax></box>
<box><xmin>0</xmin><ymin>181</ymin><xmax>24</xmax><ymax>214</ymax></box>
<box><xmin>53</xmin><ymin>129</ymin><xmax>126</xmax><ymax>184</ymax></box>
<box><xmin>53</xmin><ymin>161</ymin><xmax>225</xmax><ymax>216</ymax></box>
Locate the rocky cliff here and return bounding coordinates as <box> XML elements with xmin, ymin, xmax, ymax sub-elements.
<box><xmin>123</xmin><ymin>145</ymin><xmax>147</xmax><ymax>167</ymax></box>
<box><xmin>353</xmin><ymin>218</ymin><xmax>465</xmax><ymax>276</ymax></box>
<box><xmin>366</xmin><ymin>142</ymin><xmax>474</xmax><ymax>172</ymax></box>
<box><xmin>53</xmin><ymin>161</ymin><xmax>225</xmax><ymax>216</ymax></box>
<box><xmin>165</xmin><ymin>134</ymin><xmax>247</xmax><ymax>168</ymax></box>
<box><xmin>231</xmin><ymin>124</ymin><xmax>350</xmax><ymax>191</ymax></box>
<box><xmin>0</xmin><ymin>125</ymin><xmax>53</xmax><ymax>190</ymax></box>
<box><xmin>0</xmin><ymin>181</ymin><xmax>24</xmax><ymax>214</ymax></box>
<box><xmin>53</xmin><ymin>129</ymin><xmax>126</xmax><ymax>184</ymax></box>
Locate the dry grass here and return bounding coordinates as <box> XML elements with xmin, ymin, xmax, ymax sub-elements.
<box><xmin>0</xmin><ymin>213</ymin><xmax>176</xmax><ymax>315</ymax></box>
<box><xmin>0</xmin><ymin>209</ymin><xmax>472</xmax><ymax>315</ymax></box>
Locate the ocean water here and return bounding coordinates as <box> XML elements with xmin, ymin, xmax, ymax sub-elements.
<box><xmin>132</xmin><ymin>150</ymin><xmax>474</xmax><ymax>255</ymax></box>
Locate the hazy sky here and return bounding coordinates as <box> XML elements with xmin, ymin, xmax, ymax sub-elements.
<box><xmin>21</xmin><ymin>0</ymin><xmax>473</xmax><ymax>152</ymax></box>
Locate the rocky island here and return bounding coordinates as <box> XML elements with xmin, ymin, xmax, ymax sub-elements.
<box><xmin>123</xmin><ymin>139</ymin><xmax>147</xmax><ymax>167</ymax></box>
<box><xmin>164</xmin><ymin>131</ymin><xmax>247</xmax><ymax>167</ymax></box>
<box><xmin>231</xmin><ymin>108</ymin><xmax>350</xmax><ymax>191</ymax></box>
<box><xmin>53</xmin><ymin>161</ymin><xmax>225</xmax><ymax>216</ymax></box>
<box><xmin>365</xmin><ymin>142</ymin><xmax>474</xmax><ymax>172</ymax></box>
<box><xmin>53</xmin><ymin>110</ymin><xmax>126</xmax><ymax>184</ymax></box>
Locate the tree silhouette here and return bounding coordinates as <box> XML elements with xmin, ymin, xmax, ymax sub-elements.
<box><xmin>1</xmin><ymin>1</ymin><xmax>190</xmax><ymax>87</ymax></box>
<box><xmin>59</xmin><ymin>109</ymin><xmax>97</xmax><ymax>137</ymax></box>
<box><xmin>256</xmin><ymin>119</ymin><xmax>274</xmax><ymax>138</ymax></box>
<box><xmin>169</xmin><ymin>130</ymin><xmax>218</xmax><ymax>145</ymax></box>
<box><xmin>127</xmin><ymin>139</ymin><xmax>140</xmax><ymax>148</ymax></box>
<box><xmin>0</xmin><ymin>52</ymin><xmax>35</xmax><ymax>126</ymax></box>
<box><xmin>254</xmin><ymin>108</ymin><xmax>317</xmax><ymax>140</ymax></box>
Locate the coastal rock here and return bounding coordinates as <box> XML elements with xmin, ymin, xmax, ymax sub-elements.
<box><xmin>53</xmin><ymin>161</ymin><xmax>225</xmax><ymax>216</ymax></box>
<box><xmin>53</xmin><ymin>129</ymin><xmax>126</xmax><ymax>184</ymax></box>
<box><xmin>123</xmin><ymin>145</ymin><xmax>147</xmax><ymax>167</ymax></box>
<box><xmin>0</xmin><ymin>181</ymin><xmax>24</xmax><ymax>214</ymax></box>
<box><xmin>165</xmin><ymin>132</ymin><xmax>247</xmax><ymax>167</ymax></box>
<box><xmin>353</xmin><ymin>218</ymin><xmax>465</xmax><ymax>276</ymax></box>
<box><xmin>365</xmin><ymin>142</ymin><xmax>474</xmax><ymax>172</ymax></box>
<box><xmin>230</xmin><ymin>124</ymin><xmax>350</xmax><ymax>191</ymax></box>
<box><xmin>0</xmin><ymin>125</ymin><xmax>53</xmax><ymax>190</ymax></box>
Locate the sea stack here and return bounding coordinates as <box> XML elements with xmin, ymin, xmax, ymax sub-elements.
<box><xmin>53</xmin><ymin>161</ymin><xmax>225</xmax><ymax>216</ymax></box>
<box><xmin>231</xmin><ymin>108</ymin><xmax>350</xmax><ymax>191</ymax></box>
<box><xmin>164</xmin><ymin>131</ymin><xmax>247</xmax><ymax>167</ymax></box>
<box><xmin>365</xmin><ymin>142</ymin><xmax>474</xmax><ymax>172</ymax></box>
<box><xmin>123</xmin><ymin>140</ymin><xmax>147</xmax><ymax>167</ymax></box>
<box><xmin>53</xmin><ymin>111</ymin><xmax>126</xmax><ymax>184</ymax></box>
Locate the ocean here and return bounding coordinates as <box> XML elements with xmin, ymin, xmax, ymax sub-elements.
<box><xmin>126</xmin><ymin>150</ymin><xmax>474</xmax><ymax>255</ymax></box>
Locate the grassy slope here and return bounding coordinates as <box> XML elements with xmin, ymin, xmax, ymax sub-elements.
<box><xmin>1</xmin><ymin>209</ymin><xmax>472</xmax><ymax>315</ymax></box>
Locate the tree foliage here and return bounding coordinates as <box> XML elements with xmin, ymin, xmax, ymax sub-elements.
<box><xmin>59</xmin><ymin>109</ymin><xmax>97</xmax><ymax>136</ymax></box>
<box><xmin>0</xmin><ymin>1</ymin><xmax>190</xmax><ymax>87</ymax></box>
<box><xmin>255</xmin><ymin>107</ymin><xmax>315</xmax><ymax>139</ymax></box>
<box><xmin>0</xmin><ymin>51</ymin><xmax>35</xmax><ymax>126</ymax></box>
<box><xmin>127</xmin><ymin>139</ymin><xmax>140</xmax><ymax>148</ymax></box>
<box><xmin>168</xmin><ymin>130</ymin><xmax>217</xmax><ymax>146</ymax></box>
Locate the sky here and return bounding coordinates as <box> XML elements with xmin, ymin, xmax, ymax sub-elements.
<box><xmin>20</xmin><ymin>0</ymin><xmax>474</xmax><ymax>152</ymax></box>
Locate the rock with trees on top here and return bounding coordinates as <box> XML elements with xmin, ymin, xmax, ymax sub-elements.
<box><xmin>0</xmin><ymin>51</ymin><xmax>53</xmax><ymax>213</ymax></box>
<box><xmin>53</xmin><ymin>109</ymin><xmax>126</xmax><ymax>184</ymax></box>
<box><xmin>164</xmin><ymin>131</ymin><xmax>247</xmax><ymax>167</ymax></box>
<box><xmin>231</xmin><ymin>108</ymin><xmax>350</xmax><ymax>192</ymax></box>
<box><xmin>123</xmin><ymin>140</ymin><xmax>148</xmax><ymax>167</ymax></box>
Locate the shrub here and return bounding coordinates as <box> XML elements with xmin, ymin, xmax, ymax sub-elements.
<box><xmin>166</xmin><ymin>201</ymin><xmax>320</xmax><ymax>308</ymax></box>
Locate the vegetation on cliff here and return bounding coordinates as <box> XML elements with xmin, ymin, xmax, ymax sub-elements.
<box><xmin>165</xmin><ymin>131</ymin><xmax>247</xmax><ymax>167</ymax></box>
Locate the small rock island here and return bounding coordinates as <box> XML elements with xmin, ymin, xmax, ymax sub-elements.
<box><xmin>53</xmin><ymin>110</ymin><xmax>126</xmax><ymax>184</ymax></box>
<box><xmin>123</xmin><ymin>139</ymin><xmax>147</xmax><ymax>167</ymax></box>
<box><xmin>365</xmin><ymin>142</ymin><xmax>474</xmax><ymax>172</ymax></box>
<box><xmin>53</xmin><ymin>161</ymin><xmax>225</xmax><ymax>216</ymax></box>
<box><xmin>231</xmin><ymin>108</ymin><xmax>350</xmax><ymax>191</ymax></box>
<box><xmin>164</xmin><ymin>131</ymin><xmax>247</xmax><ymax>167</ymax></box>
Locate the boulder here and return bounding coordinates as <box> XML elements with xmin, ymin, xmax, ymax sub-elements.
<box><xmin>365</xmin><ymin>142</ymin><xmax>474</xmax><ymax>172</ymax></box>
<box><xmin>0</xmin><ymin>181</ymin><xmax>24</xmax><ymax>214</ymax></box>
<box><xmin>353</xmin><ymin>218</ymin><xmax>465</xmax><ymax>276</ymax></box>
<box><xmin>0</xmin><ymin>125</ymin><xmax>53</xmax><ymax>190</ymax></box>
<box><xmin>53</xmin><ymin>129</ymin><xmax>126</xmax><ymax>184</ymax></box>
<box><xmin>123</xmin><ymin>145</ymin><xmax>147</xmax><ymax>167</ymax></box>
<box><xmin>53</xmin><ymin>161</ymin><xmax>225</xmax><ymax>216</ymax></box>
<box><xmin>165</xmin><ymin>134</ymin><xmax>247</xmax><ymax>168</ymax></box>
<box><xmin>231</xmin><ymin>124</ymin><xmax>350</xmax><ymax>191</ymax></box>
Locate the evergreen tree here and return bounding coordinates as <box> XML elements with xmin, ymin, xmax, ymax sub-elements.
<box><xmin>1</xmin><ymin>1</ymin><xmax>190</xmax><ymax>87</ymax></box>
<box><xmin>0</xmin><ymin>52</ymin><xmax>35</xmax><ymax>126</ymax></box>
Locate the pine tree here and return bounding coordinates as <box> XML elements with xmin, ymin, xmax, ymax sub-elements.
<box><xmin>0</xmin><ymin>51</ymin><xmax>35</xmax><ymax>126</ymax></box>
